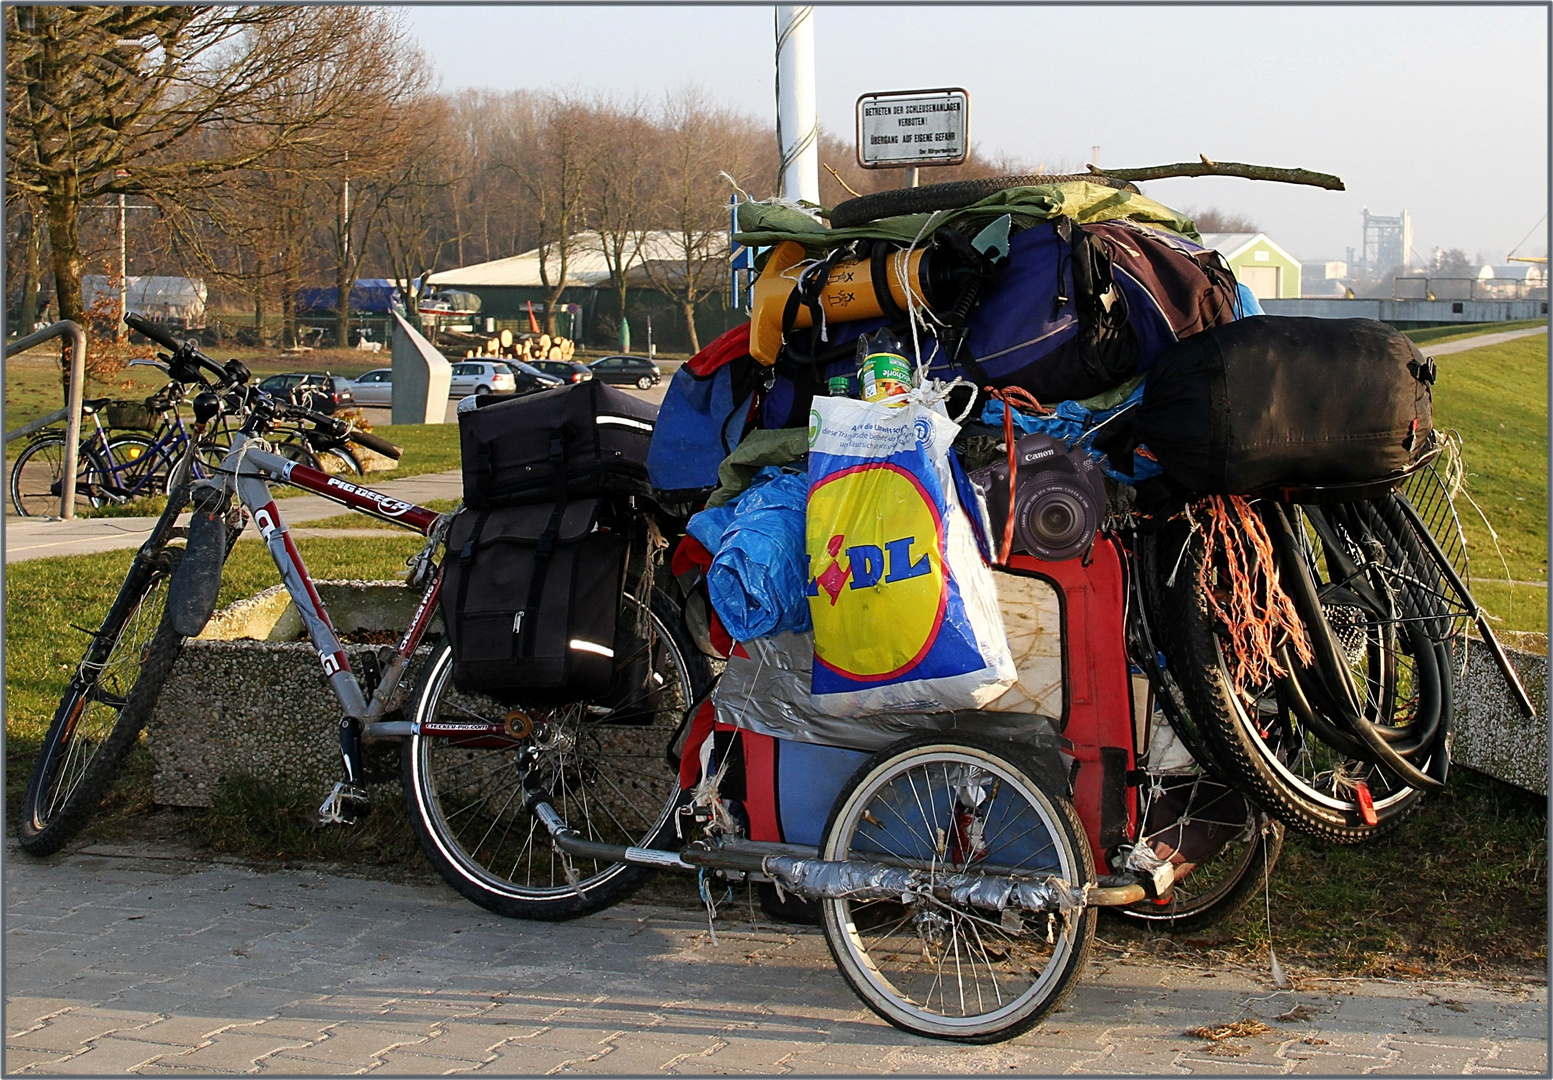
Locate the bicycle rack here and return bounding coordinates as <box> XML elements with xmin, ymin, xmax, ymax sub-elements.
<box><xmin>5</xmin><ymin>320</ymin><xmax>88</xmax><ymax>519</ymax></box>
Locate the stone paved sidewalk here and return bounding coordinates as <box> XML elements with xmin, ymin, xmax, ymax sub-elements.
<box><xmin>4</xmin><ymin>843</ymin><xmax>1546</xmax><ymax>1075</ymax></box>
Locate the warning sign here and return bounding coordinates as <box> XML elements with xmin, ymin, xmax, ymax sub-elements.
<box><xmin>856</xmin><ymin>88</ymin><xmax>970</xmax><ymax>170</ymax></box>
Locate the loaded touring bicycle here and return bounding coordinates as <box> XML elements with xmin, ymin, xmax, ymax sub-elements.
<box><xmin>19</xmin><ymin>174</ymin><xmax>1534</xmax><ymax>1043</ymax></box>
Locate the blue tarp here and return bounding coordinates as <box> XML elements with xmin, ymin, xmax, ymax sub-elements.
<box><xmin>687</xmin><ymin>467</ymin><xmax>812</xmax><ymax>641</ymax></box>
<box><xmin>293</xmin><ymin>279</ymin><xmax>401</xmax><ymax>315</ymax></box>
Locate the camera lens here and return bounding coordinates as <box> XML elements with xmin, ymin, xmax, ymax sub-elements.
<box><xmin>1014</xmin><ymin>479</ymin><xmax>1098</xmax><ymax>562</ymax></box>
<box><xmin>1038</xmin><ymin>500</ymin><xmax>1077</xmax><ymax>539</ymax></box>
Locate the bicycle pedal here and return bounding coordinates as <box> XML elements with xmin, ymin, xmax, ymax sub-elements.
<box><xmin>316</xmin><ymin>782</ymin><xmax>370</xmax><ymax>826</ymax></box>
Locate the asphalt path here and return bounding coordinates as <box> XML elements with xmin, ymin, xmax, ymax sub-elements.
<box><xmin>4</xmin><ymin>840</ymin><xmax>1546</xmax><ymax>1075</ymax></box>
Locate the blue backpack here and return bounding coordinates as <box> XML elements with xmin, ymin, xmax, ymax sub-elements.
<box><xmin>646</xmin><ymin>358</ymin><xmax>760</xmax><ymax>502</ymax></box>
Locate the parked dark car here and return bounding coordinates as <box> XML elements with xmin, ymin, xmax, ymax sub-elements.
<box><xmin>531</xmin><ymin>359</ymin><xmax>594</xmax><ymax>384</ymax></box>
<box><xmin>511</xmin><ymin>360</ymin><xmax>566</xmax><ymax>394</ymax></box>
<box><xmin>588</xmin><ymin>355</ymin><xmax>662</xmax><ymax>389</ymax></box>
<box><xmin>257</xmin><ymin>372</ymin><xmax>355</xmax><ymax>414</ymax></box>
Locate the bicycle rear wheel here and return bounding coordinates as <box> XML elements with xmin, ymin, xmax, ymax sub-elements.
<box><xmin>402</xmin><ymin>591</ymin><xmax>708</xmax><ymax>920</ymax></box>
<box><xmin>10</xmin><ymin>436</ymin><xmax>105</xmax><ymax>517</ymax></box>
<box><xmin>105</xmin><ymin>434</ymin><xmax>174</xmax><ymax>500</ymax></box>
<box><xmin>1108</xmin><ymin>763</ymin><xmax>1283</xmax><ymax>932</ymax></box>
<box><xmin>18</xmin><ymin>546</ymin><xmax>184</xmax><ymax>855</ymax></box>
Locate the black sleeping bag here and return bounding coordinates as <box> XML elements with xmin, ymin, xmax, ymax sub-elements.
<box><xmin>1135</xmin><ymin>316</ymin><xmax>1435</xmax><ymax>494</ymax></box>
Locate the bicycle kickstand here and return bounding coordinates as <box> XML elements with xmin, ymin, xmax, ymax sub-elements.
<box><xmin>317</xmin><ymin>716</ymin><xmax>370</xmax><ymax>826</ymax></box>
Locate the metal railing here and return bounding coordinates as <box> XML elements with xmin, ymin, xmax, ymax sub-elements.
<box><xmin>5</xmin><ymin>321</ymin><xmax>87</xmax><ymax>519</ymax></box>
<box><xmin>1391</xmin><ymin>276</ymin><xmax>1549</xmax><ymax>302</ymax></box>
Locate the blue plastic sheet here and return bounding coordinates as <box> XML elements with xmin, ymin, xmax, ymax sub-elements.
<box><xmin>687</xmin><ymin>467</ymin><xmax>812</xmax><ymax>641</ymax></box>
<box><xmin>981</xmin><ymin>384</ymin><xmax>1164</xmax><ymax>485</ymax></box>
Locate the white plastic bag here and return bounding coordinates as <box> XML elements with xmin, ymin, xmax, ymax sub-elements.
<box><xmin>805</xmin><ymin>396</ymin><xmax>1015</xmax><ymax>715</ymax></box>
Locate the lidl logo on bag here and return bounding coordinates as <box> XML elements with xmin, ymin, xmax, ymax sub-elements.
<box><xmin>806</xmin><ymin>463</ymin><xmax>947</xmax><ymax>681</ymax></box>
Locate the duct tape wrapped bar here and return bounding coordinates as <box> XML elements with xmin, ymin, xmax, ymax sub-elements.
<box><xmin>761</xmin><ymin>854</ymin><xmax>1087</xmax><ymax>915</ymax></box>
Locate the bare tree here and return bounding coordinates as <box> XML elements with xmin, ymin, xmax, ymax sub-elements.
<box><xmin>587</xmin><ymin>99</ymin><xmax>654</xmax><ymax>349</ymax></box>
<box><xmin>637</xmin><ymin>87</ymin><xmax>764</xmax><ymax>354</ymax></box>
<box><xmin>5</xmin><ymin>6</ymin><xmax>380</xmax><ymax>338</ymax></box>
<box><xmin>380</xmin><ymin>110</ymin><xmax>465</xmax><ymax>318</ymax></box>
<box><xmin>499</xmin><ymin>94</ymin><xmax>602</xmax><ymax>335</ymax></box>
<box><xmin>1188</xmin><ymin>207</ymin><xmax>1262</xmax><ymax>234</ymax></box>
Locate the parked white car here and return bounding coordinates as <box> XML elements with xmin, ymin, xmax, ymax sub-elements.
<box><xmin>349</xmin><ymin>368</ymin><xmax>393</xmax><ymax>405</ymax></box>
<box><xmin>449</xmin><ymin>361</ymin><xmax>518</xmax><ymax>397</ymax></box>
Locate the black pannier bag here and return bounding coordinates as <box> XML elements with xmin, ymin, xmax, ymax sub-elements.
<box><xmin>459</xmin><ymin>380</ymin><xmax>656</xmax><ymax>509</ymax></box>
<box><xmin>1135</xmin><ymin>316</ymin><xmax>1435</xmax><ymax>494</ymax></box>
<box><xmin>440</xmin><ymin>499</ymin><xmax>627</xmax><ymax>695</ymax></box>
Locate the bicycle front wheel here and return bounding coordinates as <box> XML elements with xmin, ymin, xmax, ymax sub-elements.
<box><xmin>318</xmin><ymin>445</ymin><xmax>362</xmax><ymax>476</ymax></box>
<box><xmin>18</xmin><ymin>546</ymin><xmax>184</xmax><ymax>855</ymax></box>
<box><xmin>819</xmin><ymin>734</ymin><xmax>1096</xmax><ymax>1042</ymax></box>
<box><xmin>403</xmin><ymin>591</ymin><xmax>707</xmax><ymax>920</ymax></box>
<box><xmin>10</xmin><ymin>436</ymin><xmax>105</xmax><ymax>517</ymax></box>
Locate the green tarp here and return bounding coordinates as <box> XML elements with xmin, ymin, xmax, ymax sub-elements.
<box><xmin>734</xmin><ymin>181</ymin><xmax>1201</xmax><ymax>251</ymax></box>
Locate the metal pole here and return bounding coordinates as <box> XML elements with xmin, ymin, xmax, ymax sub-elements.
<box><xmin>909</xmin><ymin>167</ymin><xmax>920</xmax><ymax>189</ymax></box>
<box><xmin>117</xmin><ymin>193</ymin><xmax>128</xmax><ymax>341</ymax></box>
<box><xmin>775</xmin><ymin>5</ymin><xmax>819</xmax><ymax>205</ymax></box>
<box><xmin>4</xmin><ymin>321</ymin><xmax>87</xmax><ymax>518</ymax></box>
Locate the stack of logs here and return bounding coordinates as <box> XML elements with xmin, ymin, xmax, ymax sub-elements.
<box><xmin>464</xmin><ymin>328</ymin><xmax>576</xmax><ymax>363</ymax></box>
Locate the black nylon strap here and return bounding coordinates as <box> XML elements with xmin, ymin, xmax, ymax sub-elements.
<box><xmin>451</xmin><ymin>508</ymin><xmax>493</xmax><ymax>654</ymax></box>
<box><xmin>519</xmin><ymin>501</ymin><xmax>569</xmax><ymax>660</ymax></box>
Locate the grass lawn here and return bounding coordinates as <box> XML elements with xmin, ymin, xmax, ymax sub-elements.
<box><xmin>1404</xmin><ymin>319</ymin><xmax>1547</xmax><ymax>347</ymax></box>
<box><xmin>1430</xmin><ymin>334</ymin><xmax>1548</xmax><ymax>634</ymax></box>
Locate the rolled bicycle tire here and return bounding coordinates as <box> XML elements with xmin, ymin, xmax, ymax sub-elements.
<box><xmin>1148</xmin><ymin>501</ymin><xmax>1433</xmax><ymax>843</ymax></box>
<box><xmin>10</xmin><ymin>435</ymin><xmax>106</xmax><ymax>517</ymax></box>
<box><xmin>826</xmin><ymin>173</ymin><xmax>1138</xmax><ymax>230</ymax></box>
<box><xmin>17</xmin><ymin>546</ymin><xmax>185</xmax><ymax>856</ymax></box>
<box><xmin>817</xmin><ymin>732</ymin><xmax>1096</xmax><ymax>1043</ymax></box>
<box><xmin>402</xmin><ymin>590</ymin><xmax>710</xmax><ymax>921</ymax></box>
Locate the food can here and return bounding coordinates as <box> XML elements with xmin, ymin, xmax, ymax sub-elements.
<box><xmin>859</xmin><ymin>350</ymin><xmax>912</xmax><ymax>405</ymax></box>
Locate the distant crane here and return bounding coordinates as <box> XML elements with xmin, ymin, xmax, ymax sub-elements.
<box><xmin>1505</xmin><ymin>213</ymin><xmax>1547</xmax><ymax>264</ymax></box>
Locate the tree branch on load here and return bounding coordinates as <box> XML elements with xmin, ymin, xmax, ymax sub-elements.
<box><xmin>1087</xmin><ymin>157</ymin><xmax>1344</xmax><ymax>191</ymax></box>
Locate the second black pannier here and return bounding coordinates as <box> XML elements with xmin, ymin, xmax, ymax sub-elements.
<box><xmin>459</xmin><ymin>380</ymin><xmax>656</xmax><ymax>508</ymax></box>
<box><xmin>1135</xmin><ymin>316</ymin><xmax>1435</xmax><ymax>494</ymax></box>
<box><xmin>439</xmin><ymin>499</ymin><xmax>627</xmax><ymax>695</ymax></box>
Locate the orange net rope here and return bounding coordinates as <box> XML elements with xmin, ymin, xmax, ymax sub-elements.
<box><xmin>1195</xmin><ymin>495</ymin><xmax>1315</xmax><ymax>694</ymax></box>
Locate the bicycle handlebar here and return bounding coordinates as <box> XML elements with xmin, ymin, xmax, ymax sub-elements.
<box><xmin>267</xmin><ymin>401</ymin><xmax>402</xmax><ymax>461</ymax></box>
<box><xmin>123</xmin><ymin>313</ymin><xmax>181</xmax><ymax>352</ymax></box>
<box><xmin>346</xmin><ymin>429</ymin><xmax>403</xmax><ymax>461</ymax></box>
<box><xmin>123</xmin><ymin>314</ymin><xmax>249</xmax><ymax>389</ymax></box>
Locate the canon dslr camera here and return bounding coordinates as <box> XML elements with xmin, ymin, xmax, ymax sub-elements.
<box><xmin>970</xmin><ymin>432</ymin><xmax>1108</xmax><ymax>563</ymax></box>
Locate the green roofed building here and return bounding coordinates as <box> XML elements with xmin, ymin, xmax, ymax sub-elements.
<box><xmin>1201</xmin><ymin>232</ymin><xmax>1303</xmax><ymax>300</ymax></box>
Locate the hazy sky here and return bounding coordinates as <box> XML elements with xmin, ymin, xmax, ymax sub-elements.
<box><xmin>403</xmin><ymin>4</ymin><xmax>1548</xmax><ymax>264</ymax></box>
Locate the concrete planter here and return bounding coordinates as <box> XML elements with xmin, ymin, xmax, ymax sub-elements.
<box><xmin>1450</xmin><ymin>631</ymin><xmax>1549</xmax><ymax>795</ymax></box>
<box><xmin>145</xmin><ymin>580</ymin><xmax>439</xmax><ymax>807</ymax></box>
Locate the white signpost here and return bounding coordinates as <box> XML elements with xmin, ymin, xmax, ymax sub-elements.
<box><xmin>856</xmin><ymin>87</ymin><xmax>970</xmax><ymax>184</ymax></box>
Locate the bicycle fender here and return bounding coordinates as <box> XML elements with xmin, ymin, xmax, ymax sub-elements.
<box><xmin>167</xmin><ymin>498</ymin><xmax>228</xmax><ymax>637</ymax></box>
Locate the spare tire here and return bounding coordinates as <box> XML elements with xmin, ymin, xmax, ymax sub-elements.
<box><xmin>826</xmin><ymin>173</ymin><xmax>1139</xmax><ymax>229</ymax></box>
